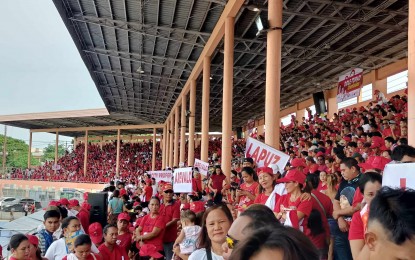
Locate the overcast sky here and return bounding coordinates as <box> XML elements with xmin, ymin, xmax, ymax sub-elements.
<box><xmin>0</xmin><ymin>0</ymin><xmax>105</xmax><ymax>148</ymax></box>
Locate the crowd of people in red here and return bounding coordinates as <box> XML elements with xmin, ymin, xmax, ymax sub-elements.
<box><xmin>4</xmin><ymin>89</ymin><xmax>415</xmax><ymax>260</ymax></box>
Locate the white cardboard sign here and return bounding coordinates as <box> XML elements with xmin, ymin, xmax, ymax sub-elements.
<box><xmin>194</xmin><ymin>158</ymin><xmax>209</xmax><ymax>176</ymax></box>
<box><xmin>245</xmin><ymin>137</ymin><xmax>290</xmax><ymax>170</ymax></box>
<box><xmin>382</xmin><ymin>163</ymin><xmax>415</xmax><ymax>189</ymax></box>
<box><xmin>147</xmin><ymin>170</ymin><xmax>173</xmax><ymax>183</ymax></box>
<box><xmin>173</xmin><ymin>167</ymin><xmax>193</xmax><ymax>193</ymax></box>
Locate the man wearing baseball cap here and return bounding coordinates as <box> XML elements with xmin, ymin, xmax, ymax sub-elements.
<box><xmin>159</xmin><ymin>183</ymin><xmax>180</xmax><ymax>260</ymax></box>
<box><xmin>117</xmin><ymin>212</ymin><xmax>132</xmax><ymax>254</ymax></box>
<box><xmin>88</xmin><ymin>222</ymin><xmax>104</xmax><ymax>248</ymax></box>
<box><xmin>68</xmin><ymin>199</ymin><xmax>90</xmax><ymax>234</ymax></box>
<box><xmin>242</xmin><ymin>157</ymin><xmax>255</xmax><ymax>168</ymax></box>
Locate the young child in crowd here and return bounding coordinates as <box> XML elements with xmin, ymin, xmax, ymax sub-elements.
<box><xmin>173</xmin><ymin>210</ymin><xmax>201</xmax><ymax>259</ymax></box>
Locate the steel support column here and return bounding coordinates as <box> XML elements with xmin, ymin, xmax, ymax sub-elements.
<box><xmin>116</xmin><ymin>129</ymin><xmax>121</xmax><ymax>177</ymax></box>
<box><xmin>152</xmin><ymin>128</ymin><xmax>157</xmax><ymax>171</ymax></box>
<box><xmin>83</xmin><ymin>130</ymin><xmax>88</xmax><ymax>176</ymax></box>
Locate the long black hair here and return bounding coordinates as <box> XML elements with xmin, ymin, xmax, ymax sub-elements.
<box><xmin>7</xmin><ymin>233</ymin><xmax>28</xmax><ymax>251</ymax></box>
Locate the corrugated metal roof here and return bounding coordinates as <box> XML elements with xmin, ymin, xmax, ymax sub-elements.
<box><xmin>44</xmin><ymin>0</ymin><xmax>408</xmax><ymax>131</ymax></box>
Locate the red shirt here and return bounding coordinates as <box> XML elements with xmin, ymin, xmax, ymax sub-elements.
<box><xmin>63</xmin><ymin>254</ymin><xmax>102</xmax><ymax>260</ymax></box>
<box><xmin>254</xmin><ymin>193</ymin><xmax>269</xmax><ymax>204</ymax></box>
<box><xmin>159</xmin><ymin>200</ymin><xmax>180</xmax><ymax>243</ymax></box>
<box><xmin>210</xmin><ymin>174</ymin><xmax>226</xmax><ymax>190</ymax></box>
<box><xmin>237</xmin><ymin>182</ymin><xmax>259</xmax><ymax>212</ymax></box>
<box><xmin>349</xmin><ymin>211</ymin><xmax>364</xmax><ymax>240</ymax></box>
<box><xmin>98</xmin><ymin>243</ymin><xmax>129</xmax><ymax>260</ymax></box>
<box><xmin>117</xmin><ymin>232</ymin><xmax>132</xmax><ymax>253</ymax></box>
<box><xmin>144</xmin><ymin>186</ymin><xmax>153</xmax><ymax>202</ymax></box>
<box><xmin>138</xmin><ymin>214</ymin><xmax>165</xmax><ymax>251</ymax></box>
<box><xmin>352</xmin><ymin>188</ymin><xmax>364</xmax><ymax>208</ymax></box>
<box><xmin>77</xmin><ymin>208</ymin><xmax>90</xmax><ymax>234</ymax></box>
<box><xmin>192</xmin><ymin>177</ymin><xmax>202</xmax><ymax>193</ymax></box>
<box><xmin>310</xmin><ymin>191</ymin><xmax>333</xmax><ymax>243</ymax></box>
<box><xmin>275</xmin><ymin>193</ymin><xmax>313</xmax><ymax>233</ymax></box>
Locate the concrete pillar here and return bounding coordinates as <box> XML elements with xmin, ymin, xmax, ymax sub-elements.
<box><xmin>174</xmin><ymin>106</ymin><xmax>180</xmax><ymax>167</ymax></box>
<box><xmin>409</xmin><ymin>0</ymin><xmax>415</xmax><ymax>146</ymax></box>
<box><xmin>169</xmin><ymin>117</ymin><xmax>174</xmax><ymax>168</ymax></box>
<box><xmin>180</xmin><ymin>95</ymin><xmax>187</xmax><ymax>165</ymax></box>
<box><xmin>201</xmin><ymin>57</ymin><xmax>211</xmax><ymax>162</ymax></box>
<box><xmin>222</xmin><ymin>16</ymin><xmax>235</xmax><ymax>179</ymax></box>
<box><xmin>2</xmin><ymin>126</ymin><xmax>6</xmax><ymax>175</ymax></box>
<box><xmin>162</xmin><ymin>125</ymin><xmax>167</xmax><ymax>169</ymax></box>
<box><xmin>28</xmin><ymin>131</ymin><xmax>32</xmax><ymax>168</ymax></box>
<box><xmin>83</xmin><ymin>130</ymin><xmax>88</xmax><ymax>176</ymax></box>
<box><xmin>152</xmin><ymin>128</ymin><xmax>157</xmax><ymax>171</ymax></box>
<box><xmin>265</xmin><ymin>0</ymin><xmax>283</xmax><ymax>149</ymax></box>
<box><xmin>188</xmin><ymin>79</ymin><xmax>196</xmax><ymax>166</ymax></box>
<box><xmin>166</xmin><ymin>122</ymin><xmax>170</xmax><ymax>168</ymax></box>
<box><xmin>54</xmin><ymin>132</ymin><xmax>59</xmax><ymax>175</ymax></box>
<box><xmin>116</xmin><ymin>129</ymin><xmax>121</xmax><ymax>177</ymax></box>
<box><xmin>257</xmin><ymin>125</ymin><xmax>264</xmax><ymax>136</ymax></box>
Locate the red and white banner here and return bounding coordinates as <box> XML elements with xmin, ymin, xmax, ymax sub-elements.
<box><xmin>383</xmin><ymin>163</ymin><xmax>415</xmax><ymax>190</ymax></box>
<box><xmin>173</xmin><ymin>167</ymin><xmax>193</xmax><ymax>193</ymax></box>
<box><xmin>147</xmin><ymin>170</ymin><xmax>172</xmax><ymax>183</ymax></box>
<box><xmin>194</xmin><ymin>159</ymin><xmax>209</xmax><ymax>176</ymax></box>
<box><xmin>337</xmin><ymin>68</ymin><xmax>364</xmax><ymax>103</ymax></box>
<box><xmin>245</xmin><ymin>137</ymin><xmax>290</xmax><ymax>170</ymax></box>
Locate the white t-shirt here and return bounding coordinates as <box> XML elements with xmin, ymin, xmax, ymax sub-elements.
<box><xmin>189</xmin><ymin>248</ymin><xmax>223</xmax><ymax>260</ymax></box>
<box><xmin>45</xmin><ymin>238</ymin><xmax>99</xmax><ymax>260</ymax></box>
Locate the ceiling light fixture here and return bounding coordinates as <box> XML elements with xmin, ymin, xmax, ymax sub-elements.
<box><xmin>137</xmin><ymin>66</ymin><xmax>145</xmax><ymax>74</ymax></box>
<box><xmin>246</xmin><ymin>5</ymin><xmax>260</xmax><ymax>12</ymax></box>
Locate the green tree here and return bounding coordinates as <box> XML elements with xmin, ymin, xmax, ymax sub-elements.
<box><xmin>0</xmin><ymin>134</ymin><xmax>41</xmax><ymax>168</ymax></box>
<box><xmin>42</xmin><ymin>144</ymin><xmax>66</xmax><ymax>162</ymax></box>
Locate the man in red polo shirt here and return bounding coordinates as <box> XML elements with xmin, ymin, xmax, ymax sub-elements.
<box><xmin>159</xmin><ymin>183</ymin><xmax>180</xmax><ymax>260</ymax></box>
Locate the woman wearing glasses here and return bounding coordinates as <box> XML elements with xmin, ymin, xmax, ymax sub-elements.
<box><xmin>189</xmin><ymin>203</ymin><xmax>233</xmax><ymax>260</ymax></box>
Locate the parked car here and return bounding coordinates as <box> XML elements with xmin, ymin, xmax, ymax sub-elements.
<box><xmin>2</xmin><ymin>199</ymin><xmax>42</xmax><ymax>212</ymax></box>
<box><xmin>0</xmin><ymin>197</ymin><xmax>19</xmax><ymax>210</ymax></box>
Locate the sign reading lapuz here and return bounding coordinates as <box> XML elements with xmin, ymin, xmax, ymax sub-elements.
<box><xmin>245</xmin><ymin>137</ymin><xmax>290</xmax><ymax>171</ymax></box>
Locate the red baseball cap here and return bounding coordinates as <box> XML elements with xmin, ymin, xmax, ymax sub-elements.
<box><xmin>256</xmin><ymin>167</ymin><xmax>273</xmax><ymax>177</ymax></box>
<box><xmin>146</xmin><ymin>179</ymin><xmax>152</xmax><ymax>185</ymax></box>
<box><xmin>181</xmin><ymin>203</ymin><xmax>191</xmax><ymax>211</ymax></box>
<box><xmin>163</xmin><ymin>183</ymin><xmax>173</xmax><ymax>192</ymax></box>
<box><xmin>190</xmin><ymin>201</ymin><xmax>205</xmax><ymax>214</ymax></box>
<box><xmin>278</xmin><ymin>169</ymin><xmax>306</xmax><ymax>185</ymax></box>
<box><xmin>59</xmin><ymin>198</ymin><xmax>69</xmax><ymax>206</ymax></box>
<box><xmin>139</xmin><ymin>244</ymin><xmax>163</xmax><ymax>258</ymax></box>
<box><xmin>68</xmin><ymin>199</ymin><xmax>79</xmax><ymax>208</ymax></box>
<box><xmin>316</xmin><ymin>151</ymin><xmax>324</xmax><ymax>158</ymax></box>
<box><xmin>118</xmin><ymin>212</ymin><xmax>131</xmax><ymax>222</ymax></box>
<box><xmin>26</xmin><ymin>235</ymin><xmax>38</xmax><ymax>246</ymax></box>
<box><xmin>291</xmin><ymin>158</ymin><xmax>306</xmax><ymax>168</ymax></box>
<box><xmin>88</xmin><ymin>222</ymin><xmax>103</xmax><ymax>244</ymax></box>
<box><xmin>359</xmin><ymin>156</ymin><xmax>391</xmax><ymax>171</ymax></box>
<box><xmin>48</xmin><ymin>200</ymin><xmax>60</xmax><ymax>207</ymax></box>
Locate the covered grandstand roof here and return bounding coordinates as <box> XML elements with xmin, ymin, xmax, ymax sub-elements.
<box><xmin>0</xmin><ymin>109</ymin><xmax>161</xmax><ymax>137</ymax></box>
<box><xmin>10</xmin><ymin>0</ymin><xmax>410</xmax><ymax>132</ymax></box>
